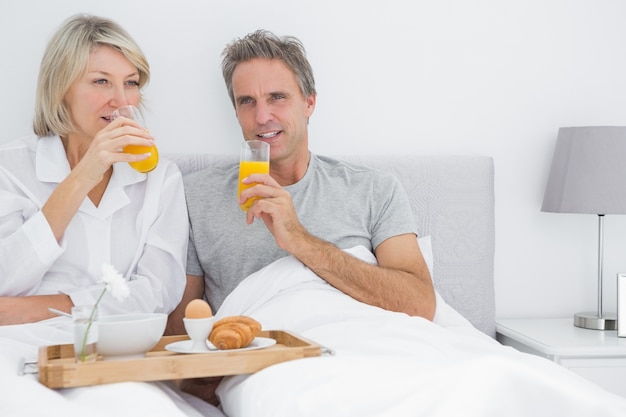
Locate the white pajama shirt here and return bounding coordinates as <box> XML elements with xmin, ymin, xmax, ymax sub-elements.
<box><xmin>0</xmin><ymin>135</ymin><xmax>188</xmax><ymax>314</ymax></box>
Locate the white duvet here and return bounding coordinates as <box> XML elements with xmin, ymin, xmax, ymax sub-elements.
<box><xmin>3</xmin><ymin>246</ymin><xmax>626</xmax><ymax>417</ymax></box>
<box><xmin>214</xmin><ymin>246</ymin><xmax>626</xmax><ymax>417</ymax></box>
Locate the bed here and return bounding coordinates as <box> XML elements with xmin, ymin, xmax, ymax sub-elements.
<box><xmin>2</xmin><ymin>153</ymin><xmax>626</xmax><ymax>417</ymax></box>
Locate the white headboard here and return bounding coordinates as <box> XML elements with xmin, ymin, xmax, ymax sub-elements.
<box><xmin>169</xmin><ymin>153</ymin><xmax>496</xmax><ymax>337</ymax></box>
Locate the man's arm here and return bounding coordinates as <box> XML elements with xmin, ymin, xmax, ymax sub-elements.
<box><xmin>292</xmin><ymin>232</ymin><xmax>435</xmax><ymax>319</ymax></box>
<box><xmin>165</xmin><ymin>274</ymin><xmax>205</xmax><ymax>335</ymax></box>
<box><xmin>243</xmin><ymin>174</ymin><xmax>436</xmax><ymax>319</ymax></box>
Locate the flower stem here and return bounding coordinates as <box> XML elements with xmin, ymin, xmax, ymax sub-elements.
<box><xmin>80</xmin><ymin>287</ymin><xmax>106</xmax><ymax>362</ymax></box>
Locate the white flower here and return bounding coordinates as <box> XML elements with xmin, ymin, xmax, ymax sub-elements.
<box><xmin>101</xmin><ymin>264</ymin><xmax>130</xmax><ymax>302</ymax></box>
<box><xmin>77</xmin><ymin>264</ymin><xmax>131</xmax><ymax>362</ymax></box>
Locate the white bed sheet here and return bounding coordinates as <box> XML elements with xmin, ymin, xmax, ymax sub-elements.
<box><xmin>4</xmin><ymin>245</ymin><xmax>626</xmax><ymax>417</ymax></box>
<box><xmin>213</xmin><ymin>246</ymin><xmax>626</xmax><ymax>417</ymax></box>
<box><xmin>0</xmin><ymin>317</ymin><xmax>225</xmax><ymax>417</ymax></box>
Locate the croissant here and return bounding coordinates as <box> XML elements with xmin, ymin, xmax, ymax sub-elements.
<box><xmin>212</xmin><ymin>315</ymin><xmax>262</xmax><ymax>334</ymax></box>
<box><xmin>209</xmin><ymin>316</ymin><xmax>261</xmax><ymax>350</ymax></box>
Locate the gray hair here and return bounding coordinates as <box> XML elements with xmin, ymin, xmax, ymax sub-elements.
<box><xmin>221</xmin><ymin>29</ymin><xmax>316</xmax><ymax>107</ymax></box>
<box><xmin>33</xmin><ymin>14</ymin><xmax>150</xmax><ymax>137</ymax></box>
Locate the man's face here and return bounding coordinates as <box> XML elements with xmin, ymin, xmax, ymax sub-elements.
<box><xmin>232</xmin><ymin>58</ymin><xmax>315</xmax><ymax>165</ymax></box>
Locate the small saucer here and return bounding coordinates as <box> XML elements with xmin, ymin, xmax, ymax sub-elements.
<box><xmin>165</xmin><ymin>340</ymin><xmax>214</xmax><ymax>354</ymax></box>
<box><xmin>165</xmin><ymin>337</ymin><xmax>276</xmax><ymax>354</ymax></box>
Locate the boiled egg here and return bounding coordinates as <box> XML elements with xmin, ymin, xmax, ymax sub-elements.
<box><xmin>184</xmin><ymin>299</ymin><xmax>213</xmax><ymax>319</ymax></box>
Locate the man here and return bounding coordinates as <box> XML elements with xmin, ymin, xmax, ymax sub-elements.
<box><xmin>168</xmin><ymin>29</ymin><xmax>435</xmax><ymax>336</ymax></box>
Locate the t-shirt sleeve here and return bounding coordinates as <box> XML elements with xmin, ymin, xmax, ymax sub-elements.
<box><xmin>370</xmin><ymin>172</ymin><xmax>418</xmax><ymax>250</ymax></box>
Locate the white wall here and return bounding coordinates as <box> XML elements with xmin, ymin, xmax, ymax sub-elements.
<box><xmin>2</xmin><ymin>0</ymin><xmax>626</xmax><ymax>320</ymax></box>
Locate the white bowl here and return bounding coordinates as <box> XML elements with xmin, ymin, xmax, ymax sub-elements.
<box><xmin>98</xmin><ymin>313</ymin><xmax>167</xmax><ymax>359</ymax></box>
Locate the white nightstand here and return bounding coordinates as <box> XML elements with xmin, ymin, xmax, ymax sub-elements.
<box><xmin>496</xmin><ymin>318</ymin><xmax>626</xmax><ymax>398</ymax></box>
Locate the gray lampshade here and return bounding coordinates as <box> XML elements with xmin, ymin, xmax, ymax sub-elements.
<box><xmin>542</xmin><ymin>126</ymin><xmax>626</xmax><ymax>215</ymax></box>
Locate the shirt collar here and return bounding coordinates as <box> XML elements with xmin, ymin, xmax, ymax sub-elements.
<box><xmin>36</xmin><ymin>136</ymin><xmax>71</xmax><ymax>182</ymax></box>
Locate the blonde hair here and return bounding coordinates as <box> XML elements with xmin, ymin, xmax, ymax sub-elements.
<box><xmin>33</xmin><ymin>14</ymin><xmax>150</xmax><ymax>137</ymax></box>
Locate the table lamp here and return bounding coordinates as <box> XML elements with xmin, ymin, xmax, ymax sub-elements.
<box><xmin>542</xmin><ymin>126</ymin><xmax>626</xmax><ymax>330</ymax></box>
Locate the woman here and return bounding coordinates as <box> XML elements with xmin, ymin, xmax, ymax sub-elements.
<box><xmin>0</xmin><ymin>14</ymin><xmax>188</xmax><ymax>324</ymax></box>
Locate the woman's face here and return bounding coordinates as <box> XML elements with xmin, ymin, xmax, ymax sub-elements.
<box><xmin>63</xmin><ymin>45</ymin><xmax>141</xmax><ymax>142</ymax></box>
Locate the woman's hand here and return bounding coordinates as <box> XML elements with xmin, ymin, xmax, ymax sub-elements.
<box><xmin>42</xmin><ymin>117</ymin><xmax>155</xmax><ymax>242</ymax></box>
<box><xmin>71</xmin><ymin>117</ymin><xmax>155</xmax><ymax>188</ymax></box>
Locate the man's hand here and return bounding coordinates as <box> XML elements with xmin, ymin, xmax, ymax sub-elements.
<box><xmin>240</xmin><ymin>173</ymin><xmax>307</xmax><ymax>252</ymax></box>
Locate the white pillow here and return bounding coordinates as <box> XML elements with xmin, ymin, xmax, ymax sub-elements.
<box><xmin>416</xmin><ymin>235</ymin><xmax>469</xmax><ymax>326</ymax></box>
<box><xmin>417</xmin><ymin>235</ymin><xmax>434</xmax><ymax>280</ymax></box>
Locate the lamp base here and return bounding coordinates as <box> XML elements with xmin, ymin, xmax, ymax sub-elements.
<box><xmin>573</xmin><ymin>312</ymin><xmax>617</xmax><ymax>330</ymax></box>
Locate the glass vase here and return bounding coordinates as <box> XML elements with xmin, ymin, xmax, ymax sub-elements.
<box><xmin>72</xmin><ymin>305</ymin><xmax>99</xmax><ymax>363</ymax></box>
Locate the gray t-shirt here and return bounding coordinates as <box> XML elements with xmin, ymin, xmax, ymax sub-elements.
<box><xmin>184</xmin><ymin>153</ymin><xmax>417</xmax><ymax>313</ymax></box>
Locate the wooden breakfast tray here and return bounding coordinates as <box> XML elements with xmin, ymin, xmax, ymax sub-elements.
<box><xmin>38</xmin><ymin>330</ymin><xmax>321</xmax><ymax>389</ymax></box>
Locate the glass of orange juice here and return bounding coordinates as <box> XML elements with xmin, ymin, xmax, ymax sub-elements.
<box><xmin>110</xmin><ymin>105</ymin><xmax>159</xmax><ymax>173</ymax></box>
<box><xmin>238</xmin><ymin>140</ymin><xmax>270</xmax><ymax>211</ymax></box>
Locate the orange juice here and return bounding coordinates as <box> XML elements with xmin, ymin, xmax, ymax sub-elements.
<box><xmin>124</xmin><ymin>144</ymin><xmax>159</xmax><ymax>173</ymax></box>
<box><xmin>238</xmin><ymin>160</ymin><xmax>270</xmax><ymax>211</ymax></box>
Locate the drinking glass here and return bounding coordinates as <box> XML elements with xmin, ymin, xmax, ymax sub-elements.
<box><xmin>110</xmin><ymin>105</ymin><xmax>159</xmax><ymax>173</ymax></box>
<box><xmin>72</xmin><ymin>305</ymin><xmax>98</xmax><ymax>363</ymax></box>
<box><xmin>238</xmin><ymin>140</ymin><xmax>270</xmax><ymax>211</ymax></box>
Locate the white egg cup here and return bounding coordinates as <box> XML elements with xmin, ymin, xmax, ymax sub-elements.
<box><xmin>183</xmin><ymin>317</ymin><xmax>216</xmax><ymax>352</ymax></box>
